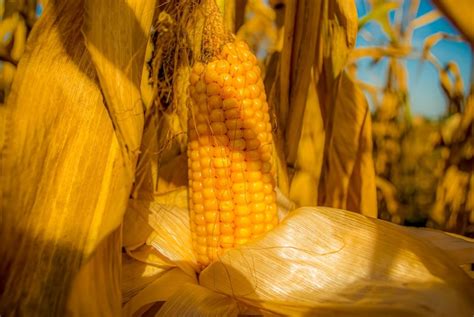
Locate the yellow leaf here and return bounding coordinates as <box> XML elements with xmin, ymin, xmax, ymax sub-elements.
<box><xmin>128</xmin><ymin>189</ymin><xmax>473</xmax><ymax>315</ymax></box>
<box><xmin>0</xmin><ymin>1</ymin><xmax>127</xmax><ymax>313</ymax></box>
<box><xmin>123</xmin><ymin>268</ymin><xmax>197</xmax><ymax>317</ymax></box>
<box><xmin>319</xmin><ymin>73</ymin><xmax>377</xmax><ymax>217</ymax></box>
<box><xmin>200</xmin><ymin>207</ymin><xmax>474</xmax><ymax>315</ymax></box>
<box><xmin>122</xmin><ymin>246</ymin><xmax>174</xmax><ymax>304</ymax></box>
<box><xmin>67</xmin><ymin>228</ymin><xmax>122</xmax><ymax>317</ymax></box>
<box><xmin>128</xmin><ymin>198</ymin><xmax>198</xmax><ymax>277</ymax></box>
<box><xmin>156</xmin><ymin>283</ymin><xmax>240</xmax><ymax>317</ymax></box>
<box><xmin>83</xmin><ymin>0</ymin><xmax>157</xmax><ymax>175</ymax></box>
<box><xmin>0</xmin><ymin>0</ymin><xmax>156</xmax><ymax>314</ymax></box>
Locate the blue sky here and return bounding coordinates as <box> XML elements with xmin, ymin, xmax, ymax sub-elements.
<box><xmin>355</xmin><ymin>0</ymin><xmax>472</xmax><ymax>118</ymax></box>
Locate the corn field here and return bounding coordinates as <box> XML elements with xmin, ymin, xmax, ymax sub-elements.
<box><xmin>0</xmin><ymin>0</ymin><xmax>473</xmax><ymax>316</ymax></box>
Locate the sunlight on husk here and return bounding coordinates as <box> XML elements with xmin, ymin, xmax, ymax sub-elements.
<box><xmin>122</xmin><ymin>189</ymin><xmax>474</xmax><ymax>316</ymax></box>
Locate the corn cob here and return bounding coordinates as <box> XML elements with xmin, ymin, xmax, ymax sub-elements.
<box><xmin>188</xmin><ymin>39</ymin><xmax>278</xmax><ymax>267</ymax></box>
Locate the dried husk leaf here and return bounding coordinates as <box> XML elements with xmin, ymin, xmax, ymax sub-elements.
<box><xmin>83</xmin><ymin>0</ymin><xmax>157</xmax><ymax>176</ymax></box>
<box><xmin>122</xmin><ymin>246</ymin><xmax>174</xmax><ymax>304</ymax></box>
<box><xmin>405</xmin><ymin>227</ymin><xmax>474</xmax><ymax>265</ymax></box>
<box><xmin>319</xmin><ymin>72</ymin><xmax>377</xmax><ymax>216</ymax></box>
<box><xmin>124</xmin><ymin>189</ymin><xmax>473</xmax><ymax>316</ymax></box>
<box><xmin>156</xmin><ymin>283</ymin><xmax>241</xmax><ymax>317</ymax></box>
<box><xmin>123</xmin><ymin>268</ymin><xmax>197</xmax><ymax>317</ymax></box>
<box><xmin>0</xmin><ymin>1</ymin><xmax>128</xmax><ymax>314</ymax></box>
<box><xmin>0</xmin><ymin>0</ymin><xmax>155</xmax><ymax>314</ymax></box>
<box><xmin>199</xmin><ymin>207</ymin><xmax>474</xmax><ymax>316</ymax></box>
<box><xmin>288</xmin><ymin>71</ymin><xmax>325</xmax><ymax>206</ymax></box>
<box><xmin>127</xmin><ymin>199</ymin><xmax>198</xmax><ymax>277</ymax></box>
<box><xmin>66</xmin><ymin>228</ymin><xmax>122</xmax><ymax>317</ymax></box>
<box><xmin>279</xmin><ymin>0</ymin><xmax>322</xmax><ymax>164</ymax></box>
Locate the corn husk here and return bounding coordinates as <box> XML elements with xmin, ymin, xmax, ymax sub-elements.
<box><xmin>123</xmin><ymin>188</ymin><xmax>474</xmax><ymax>316</ymax></box>
<box><xmin>0</xmin><ymin>0</ymin><xmax>155</xmax><ymax>314</ymax></box>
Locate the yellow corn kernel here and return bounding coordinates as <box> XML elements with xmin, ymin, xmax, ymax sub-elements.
<box><xmin>250</xmin><ymin>192</ymin><xmax>265</xmax><ymax>202</ymax></box>
<box><xmin>245</xmin><ymin>150</ymin><xmax>260</xmax><ymax>161</ymax></box>
<box><xmin>196</xmin><ymin>245</ymin><xmax>208</xmax><ymax>255</ymax></box>
<box><xmin>210</xmin><ymin>109</ymin><xmax>225</xmax><ymax>122</ymax></box>
<box><xmin>252</xmin><ymin>223</ymin><xmax>265</xmax><ymax>234</ymax></box>
<box><xmin>219</xmin><ymin>200</ymin><xmax>234</xmax><ymax>211</ymax></box>
<box><xmin>208</xmin><ymin>236</ymin><xmax>220</xmax><ymax>247</ymax></box>
<box><xmin>189</xmin><ymin>39</ymin><xmax>278</xmax><ymax>268</ymax></box>
<box><xmin>228</xmin><ymin>129</ymin><xmax>244</xmax><ymax>140</ymax></box>
<box><xmin>225</xmin><ymin>119</ymin><xmax>243</xmax><ymax>130</ymax></box>
<box><xmin>206</xmin><ymin>223</ymin><xmax>220</xmax><ymax>235</ymax></box>
<box><xmin>230</xmin><ymin>139</ymin><xmax>246</xmax><ymax>150</ymax></box>
<box><xmin>234</xmin><ymin>238</ymin><xmax>249</xmax><ymax>245</ymax></box>
<box><xmin>243</xmin><ymin>129</ymin><xmax>257</xmax><ymax>140</ymax></box>
<box><xmin>231</xmin><ymin>161</ymin><xmax>246</xmax><ymax>172</ymax></box>
<box><xmin>230</xmin><ymin>151</ymin><xmax>245</xmax><ymax>161</ymax></box>
<box><xmin>194</xmin><ymin>204</ymin><xmax>205</xmax><ymax>213</ymax></box>
<box><xmin>196</xmin><ymin>225</ymin><xmax>207</xmax><ymax>237</ymax></box>
<box><xmin>213</xmin><ymin>157</ymin><xmax>231</xmax><ymax>168</ymax></box>
<box><xmin>220</xmin><ymin>211</ymin><xmax>234</xmax><ymax>223</ymax></box>
<box><xmin>215</xmin><ymin>177</ymin><xmax>231</xmax><ymax>188</ymax></box>
<box><xmin>231</xmin><ymin>172</ymin><xmax>245</xmax><ymax>182</ymax></box>
<box><xmin>215</xmin><ymin>60</ymin><xmax>230</xmax><ymax>74</ymax></box>
<box><xmin>216</xmin><ymin>189</ymin><xmax>232</xmax><ymax>200</ymax></box>
<box><xmin>234</xmin><ymin>205</ymin><xmax>250</xmax><ymax>216</ymax></box>
<box><xmin>204</xmin><ymin>210</ymin><xmax>218</xmax><ymax>222</ymax></box>
<box><xmin>194</xmin><ymin>214</ymin><xmax>206</xmax><ymax>225</ymax></box>
<box><xmin>208</xmin><ymin>95</ymin><xmax>223</xmax><ymax>109</ymax></box>
<box><xmin>232</xmin><ymin>183</ymin><xmax>246</xmax><ymax>193</ymax></box>
<box><xmin>248</xmin><ymin>181</ymin><xmax>264</xmax><ymax>193</ymax></box>
<box><xmin>203</xmin><ymin>199</ymin><xmax>218</xmax><ymax>210</ymax></box>
<box><xmin>220</xmin><ymin>235</ymin><xmax>234</xmax><ymax>248</ymax></box>
<box><xmin>235</xmin><ymin>216</ymin><xmax>251</xmax><ymax>227</ymax></box>
<box><xmin>222</xmin><ymin>97</ymin><xmax>239</xmax><ymax>110</ymax></box>
<box><xmin>210</xmin><ymin>122</ymin><xmax>227</xmax><ymax>135</ymax></box>
<box><xmin>220</xmin><ymin>223</ymin><xmax>234</xmax><ymax>235</ymax></box>
<box><xmin>235</xmin><ymin>227</ymin><xmax>251</xmax><ymax>238</ymax></box>
<box><xmin>224</xmin><ymin>108</ymin><xmax>240</xmax><ymax>119</ymax></box>
<box><xmin>233</xmin><ymin>76</ymin><xmax>245</xmax><ymax>89</ymax></box>
<box><xmin>192</xmin><ymin>191</ymin><xmax>204</xmax><ymax>204</ymax></box>
<box><xmin>207</xmin><ymin>82</ymin><xmax>220</xmax><ymax>95</ymax></box>
<box><xmin>246</xmin><ymin>139</ymin><xmax>260</xmax><ymax>150</ymax></box>
<box><xmin>221</xmin><ymin>86</ymin><xmax>236</xmax><ymax>99</ymax></box>
<box><xmin>213</xmin><ymin>135</ymin><xmax>230</xmax><ymax>146</ymax></box>
<box><xmin>250</xmin><ymin>212</ymin><xmax>265</xmax><ymax>223</ymax></box>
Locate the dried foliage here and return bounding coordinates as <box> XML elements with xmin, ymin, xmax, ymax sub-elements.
<box><xmin>0</xmin><ymin>0</ymin><xmax>155</xmax><ymax>314</ymax></box>
<box><xmin>0</xmin><ymin>0</ymin><xmax>473</xmax><ymax>316</ymax></box>
<box><xmin>353</xmin><ymin>0</ymin><xmax>473</xmax><ymax>237</ymax></box>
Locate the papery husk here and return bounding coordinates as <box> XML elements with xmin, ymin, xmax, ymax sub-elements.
<box><xmin>199</xmin><ymin>207</ymin><xmax>474</xmax><ymax>316</ymax></box>
<box><xmin>127</xmin><ymin>197</ymin><xmax>198</xmax><ymax>277</ymax></box>
<box><xmin>0</xmin><ymin>0</ymin><xmax>155</xmax><ymax>314</ymax></box>
<box><xmin>82</xmin><ymin>0</ymin><xmax>156</xmax><ymax>177</ymax></box>
<box><xmin>405</xmin><ymin>227</ymin><xmax>474</xmax><ymax>266</ymax></box>
<box><xmin>66</xmin><ymin>228</ymin><xmax>122</xmax><ymax>317</ymax></box>
<box><xmin>319</xmin><ymin>72</ymin><xmax>377</xmax><ymax>217</ymax></box>
<box><xmin>157</xmin><ymin>283</ymin><xmax>241</xmax><ymax>316</ymax></box>
<box><xmin>122</xmin><ymin>245</ymin><xmax>174</xmax><ymax>305</ymax></box>
<box><xmin>317</xmin><ymin>1</ymin><xmax>378</xmax><ymax>217</ymax></box>
<box><xmin>288</xmin><ymin>71</ymin><xmax>325</xmax><ymax>206</ymax></box>
<box><xmin>123</xmin><ymin>189</ymin><xmax>474</xmax><ymax>316</ymax></box>
<box><xmin>123</xmin><ymin>267</ymin><xmax>197</xmax><ymax>317</ymax></box>
<box><xmin>270</xmin><ymin>0</ymin><xmax>376</xmax><ymax>216</ymax></box>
